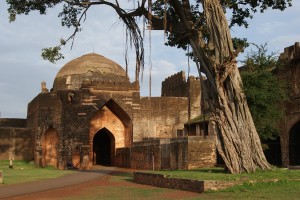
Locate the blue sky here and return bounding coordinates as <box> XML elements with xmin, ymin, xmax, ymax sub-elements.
<box><xmin>0</xmin><ymin>1</ymin><xmax>299</xmax><ymax>118</ymax></box>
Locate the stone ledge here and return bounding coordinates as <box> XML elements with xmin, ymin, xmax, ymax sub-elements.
<box><xmin>133</xmin><ymin>172</ymin><xmax>243</xmax><ymax>193</ymax></box>
<box><xmin>134</xmin><ymin>172</ymin><xmax>204</xmax><ymax>193</ymax></box>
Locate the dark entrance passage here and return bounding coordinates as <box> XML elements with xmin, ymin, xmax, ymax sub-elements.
<box><xmin>93</xmin><ymin>128</ymin><xmax>115</xmax><ymax>166</ymax></box>
<box><xmin>289</xmin><ymin>121</ymin><xmax>300</xmax><ymax>166</ymax></box>
<box><xmin>263</xmin><ymin>137</ymin><xmax>282</xmax><ymax>166</ymax></box>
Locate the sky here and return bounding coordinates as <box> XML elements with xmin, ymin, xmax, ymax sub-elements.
<box><xmin>0</xmin><ymin>1</ymin><xmax>299</xmax><ymax>118</ymax></box>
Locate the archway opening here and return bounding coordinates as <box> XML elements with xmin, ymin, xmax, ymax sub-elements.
<box><xmin>93</xmin><ymin>128</ymin><xmax>115</xmax><ymax>166</ymax></box>
<box><xmin>289</xmin><ymin>121</ymin><xmax>300</xmax><ymax>166</ymax></box>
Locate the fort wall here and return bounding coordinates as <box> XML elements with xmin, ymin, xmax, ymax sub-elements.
<box><xmin>0</xmin><ymin>119</ymin><xmax>33</xmax><ymax>161</ymax></box>
<box><xmin>115</xmin><ymin>137</ymin><xmax>216</xmax><ymax>170</ymax></box>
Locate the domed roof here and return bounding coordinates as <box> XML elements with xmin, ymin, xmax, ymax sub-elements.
<box><xmin>53</xmin><ymin>53</ymin><xmax>130</xmax><ymax>91</ymax></box>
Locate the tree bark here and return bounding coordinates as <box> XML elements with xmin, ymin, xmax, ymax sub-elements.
<box><xmin>188</xmin><ymin>0</ymin><xmax>271</xmax><ymax>173</ymax></box>
<box><xmin>129</xmin><ymin>0</ymin><xmax>271</xmax><ymax>173</ymax></box>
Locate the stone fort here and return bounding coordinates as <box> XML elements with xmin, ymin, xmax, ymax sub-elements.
<box><xmin>0</xmin><ymin>53</ymin><xmax>215</xmax><ymax>170</ymax></box>
<box><xmin>0</xmin><ymin>42</ymin><xmax>299</xmax><ymax>169</ymax></box>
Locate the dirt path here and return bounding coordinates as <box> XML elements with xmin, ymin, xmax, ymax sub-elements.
<box><xmin>4</xmin><ymin>167</ymin><xmax>201</xmax><ymax>200</ymax></box>
<box><xmin>0</xmin><ymin>166</ymin><xmax>114</xmax><ymax>199</ymax></box>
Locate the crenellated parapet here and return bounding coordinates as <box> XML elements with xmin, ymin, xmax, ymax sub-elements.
<box><xmin>279</xmin><ymin>42</ymin><xmax>300</xmax><ymax>61</ymax></box>
<box><xmin>161</xmin><ymin>71</ymin><xmax>187</xmax><ymax>97</ymax></box>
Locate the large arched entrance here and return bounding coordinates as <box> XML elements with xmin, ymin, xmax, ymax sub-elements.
<box><xmin>93</xmin><ymin>128</ymin><xmax>115</xmax><ymax>166</ymax></box>
<box><xmin>89</xmin><ymin>99</ymin><xmax>133</xmax><ymax>168</ymax></box>
<box><xmin>289</xmin><ymin>121</ymin><xmax>300</xmax><ymax>165</ymax></box>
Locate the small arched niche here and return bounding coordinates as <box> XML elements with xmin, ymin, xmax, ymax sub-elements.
<box><xmin>42</xmin><ymin>126</ymin><xmax>59</xmax><ymax>168</ymax></box>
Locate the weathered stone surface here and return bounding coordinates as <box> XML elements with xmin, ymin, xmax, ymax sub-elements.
<box><xmin>134</xmin><ymin>172</ymin><xmax>204</xmax><ymax>193</ymax></box>
<box><xmin>115</xmin><ymin>137</ymin><xmax>216</xmax><ymax>170</ymax></box>
<box><xmin>278</xmin><ymin>42</ymin><xmax>300</xmax><ymax>167</ymax></box>
<box><xmin>0</xmin><ymin>120</ymin><xmax>33</xmax><ymax>161</ymax></box>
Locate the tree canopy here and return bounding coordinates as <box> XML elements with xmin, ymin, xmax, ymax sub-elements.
<box><xmin>6</xmin><ymin>0</ymin><xmax>292</xmax><ymax>66</ymax></box>
<box><xmin>241</xmin><ymin>44</ymin><xmax>287</xmax><ymax>143</ymax></box>
<box><xmin>6</xmin><ymin>0</ymin><xmax>293</xmax><ymax>173</ymax></box>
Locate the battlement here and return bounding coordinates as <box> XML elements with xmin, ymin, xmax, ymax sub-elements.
<box><xmin>161</xmin><ymin>71</ymin><xmax>187</xmax><ymax>97</ymax></box>
<box><xmin>280</xmin><ymin>42</ymin><xmax>300</xmax><ymax>61</ymax></box>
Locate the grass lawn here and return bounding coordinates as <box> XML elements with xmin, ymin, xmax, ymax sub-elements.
<box><xmin>1</xmin><ymin>164</ymin><xmax>299</xmax><ymax>199</ymax></box>
<box><xmin>0</xmin><ymin>160</ymin><xmax>76</xmax><ymax>185</ymax></box>
<box><xmin>148</xmin><ymin>167</ymin><xmax>300</xmax><ymax>181</ymax></box>
<box><xmin>61</xmin><ymin>171</ymin><xmax>300</xmax><ymax>200</ymax></box>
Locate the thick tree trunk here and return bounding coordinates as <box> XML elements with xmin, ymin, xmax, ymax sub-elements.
<box><xmin>128</xmin><ymin>0</ymin><xmax>271</xmax><ymax>173</ymax></box>
<box><xmin>211</xmin><ymin>67</ymin><xmax>271</xmax><ymax>173</ymax></box>
<box><xmin>190</xmin><ymin>38</ymin><xmax>271</xmax><ymax>173</ymax></box>
<box><xmin>188</xmin><ymin>0</ymin><xmax>271</xmax><ymax>173</ymax></box>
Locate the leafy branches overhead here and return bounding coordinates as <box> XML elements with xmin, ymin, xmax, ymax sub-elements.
<box><xmin>6</xmin><ymin>0</ymin><xmax>292</xmax><ymax>65</ymax></box>
<box><xmin>220</xmin><ymin>0</ymin><xmax>292</xmax><ymax>27</ymax></box>
<box><xmin>241</xmin><ymin>44</ymin><xmax>287</xmax><ymax>141</ymax></box>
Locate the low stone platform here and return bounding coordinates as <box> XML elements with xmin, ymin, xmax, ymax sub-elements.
<box><xmin>133</xmin><ymin>172</ymin><xmax>239</xmax><ymax>193</ymax></box>
<box><xmin>288</xmin><ymin>166</ymin><xmax>300</xmax><ymax>170</ymax></box>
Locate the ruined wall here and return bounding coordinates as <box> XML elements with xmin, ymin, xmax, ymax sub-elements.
<box><xmin>134</xmin><ymin>97</ymin><xmax>189</xmax><ymax>141</ymax></box>
<box><xmin>130</xmin><ymin>140</ymin><xmax>161</xmax><ymax>170</ymax></box>
<box><xmin>27</xmin><ymin>92</ymin><xmax>63</xmax><ymax>168</ymax></box>
<box><xmin>169</xmin><ymin>138</ymin><xmax>188</xmax><ymax>169</ymax></box>
<box><xmin>134</xmin><ymin>172</ymin><xmax>205</xmax><ymax>193</ymax></box>
<box><xmin>0</xmin><ymin>119</ymin><xmax>33</xmax><ymax>160</ymax></box>
<box><xmin>0</xmin><ymin>119</ymin><xmax>26</xmax><ymax>127</ymax></box>
<box><xmin>279</xmin><ymin>42</ymin><xmax>300</xmax><ymax>98</ymax></box>
<box><xmin>161</xmin><ymin>71</ymin><xmax>201</xmax><ymax>122</ymax></box>
<box><xmin>162</xmin><ymin>71</ymin><xmax>187</xmax><ymax>97</ymax></box>
<box><xmin>278</xmin><ymin>42</ymin><xmax>300</xmax><ymax>167</ymax></box>
<box><xmin>187</xmin><ymin>136</ymin><xmax>216</xmax><ymax>169</ymax></box>
<box><xmin>187</xmin><ymin>76</ymin><xmax>201</xmax><ymax>119</ymax></box>
<box><xmin>115</xmin><ymin>137</ymin><xmax>216</xmax><ymax>170</ymax></box>
<box><xmin>115</xmin><ymin>147</ymin><xmax>130</xmax><ymax>168</ymax></box>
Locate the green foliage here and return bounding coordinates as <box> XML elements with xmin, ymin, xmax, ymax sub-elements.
<box><xmin>41</xmin><ymin>46</ymin><xmax>65</xmax><ymax>63</ymax></box>
<box><xmin>5</xmin><ymin>0</ymin><xmax>292</xmax><ymax>63</ymax></box>
<box><xmin>151</xmin><ymin>0</ymin><xmax>291</xmax><ymax>52</ymax></box>
<box><xmin>240</xmin><ymin>44</ymin><xmax>287</xmax><ymax>141</ymax></box>
<box><xmin>219</xmin><ymin>0</ymin><xmax>292</xmax><ymax>28</ymax></box>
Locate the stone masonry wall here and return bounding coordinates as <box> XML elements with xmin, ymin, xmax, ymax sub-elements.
<box><xmin>115</xmin><ymin>147</ymin><xmax>130</xmax><ymax>168</ymax></box>
<box><xmin>187</xmin><ymin>136</ymin><xmax>216</xmax><ymax>169</ymax></box>
<box><xmin>0</xmin><ymin>127</ymin><xmax>33</xmax><ymax>161</ymax></box>
<box><xmin>134</xmin><ymin>172</ymin><xmax>239</xmax><ymax>193</ymax></box>
<box><xmin>162</xmin><ymin>71</ymin><xmax>187</xmax><ymax>97</ymax></box>
<box><xmin>134</xmin><ymin>97</ymin><xmax>188</xmax><ymax>141</ymax></box>
<box><xmin>130</xmin><ymin>140</ymin><xmax>161</xmax><ymax>170</ymax></box>
<box><xmin>169</xmin><ymin>138</ymin><xmax>188</xmax><ymax>169</ymax></box>
<box><xmin>278</xmin><ymin>42</ymin><xmax>300</xmax><ymax>166</ymax></box>
<box><xmin>134</xmin><ymin>172</ymin><xmax>205</xmax><ymax>193</ymax></box>
<box><xmin>115</xmin><ymin>137</ymin><xmax>216</xmax><ymax>170</ymax></box>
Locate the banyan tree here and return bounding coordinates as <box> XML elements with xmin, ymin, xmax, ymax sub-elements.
<box><xmin>6</xmin><ymin>0</ymin><xmax>292</xmax><ymax>173</ymax></box>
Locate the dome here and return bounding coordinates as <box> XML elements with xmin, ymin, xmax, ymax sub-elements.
<box><xmin>53</xmin><ymin>53</ymin><xmax>130</xmax><ymax>91</ymax></box>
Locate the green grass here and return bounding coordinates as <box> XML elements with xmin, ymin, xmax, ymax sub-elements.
<box><xmin>1</xmin><ymin>162</ymin><xmax>299</xmax><ymax>199</ymax></box>
<box><xmin>0</xmin><ymin>160</ymin><xmax>76</xmax><ymax>185</ymax></box>
<box><xmin>148</xmin><ymin>167</ymin><xmax>300</xmax><ymax>181</ymax></box>
<box><xmin>62</xmin><ymin>171</ymin><xmax>300</xmax><ymax>200</ymax></box>
<box><xmin>203</xmin><ymin>180</ymin><xmax>300</xmax><ymax>200</ymax></box>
